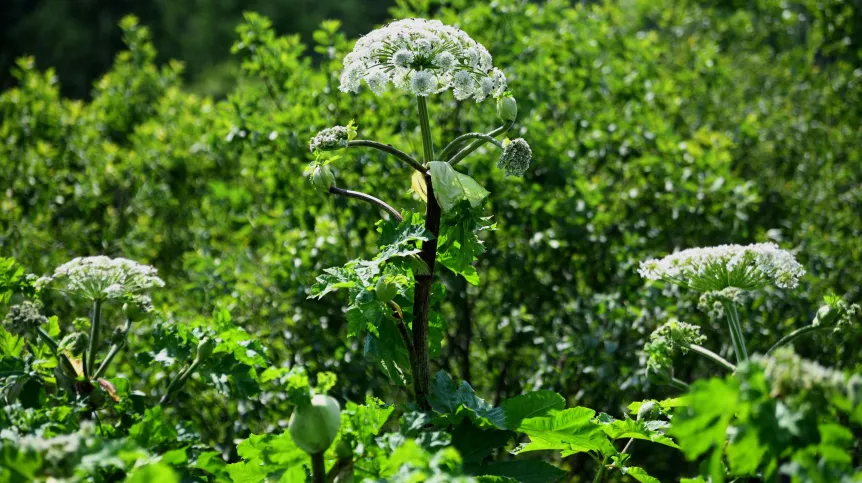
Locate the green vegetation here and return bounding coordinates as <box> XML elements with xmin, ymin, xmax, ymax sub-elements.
<box><xmin>1</xmin><ymin>0</ymin><xmax>860</xmax><ymax>481</ymax></box>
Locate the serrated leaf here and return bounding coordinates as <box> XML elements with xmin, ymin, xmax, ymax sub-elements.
<box><xmin>622</xmin><ymin>466</ymin><xmax>661</xmax><ymax>483</ymax></box>
<box><xmin>451</xmin><ymin>419</ymin><xmax>513</xmax><ymax>463</ymax></box>
<box><xmin>598</xmin><ymin>416</ymin><xmax>680</xmax><ymax>449</ymax></box>
<box><xmin>428</xmin><ymin>371</ymin><xmax>504</xmax><ymax>428</ymax></box>
<box><xmin>514</xmin><ymin>407</ymin><xmax>614</xmax><ymax>457</ymax></box>
<box><xmin>500</xmin><ymin>391</ymin><xmax>566</xmax><ymax>430</ymax></box>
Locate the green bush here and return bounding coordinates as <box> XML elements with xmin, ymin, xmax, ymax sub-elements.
<box><xmin>1</xmin><ymin>0</ymin><xmax>860</xmax><ymax>481</ymax></box>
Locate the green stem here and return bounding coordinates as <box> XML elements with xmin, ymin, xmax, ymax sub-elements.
<box><xmin>592</xmin><ymin>456</ymin><xmax>609</xmax><ymax>483</ymax></box>
<box><xmin>448</xmin><ymin>120</ymin><xmax>514</xmax><ymax>166</ymax></box>
<box><xmin>92</xmin><ymin>318</ymin><xmax>132</xmax><ymax>380</ymax></box>
<box><xmin>86</xmin><ymin>300</ymin><xmax>102</xmax><ymax>378</ymax></box>
<box><xmin>416</xmin><ymin>97</ymin><xmax>434</xmax><ymax>163</ymax></box>
<box><xmin>685</xmin><ymin>343</ymin><xmax>737</xmax><ymax>372</ymax></box>
<box><xmin>669</xmin><ymin>377</ymin><xmax>690</xmax><ymax>391</ymax></box>
<box><xmin>159</xmin><ymin>358</ymin><xmax>201</xmax><ymax>404</ymax></box>
<box><xmin>36</xmin><ymin>327</ymin><xmax>78</xmax><ymax>378</ymax></box>
<box><xmin>721</xmin><ymin>300</ymin><xmax>748</xmax><ymax>364</ymax></box>
<box><xmin>347</xmin><ymin>140</ymin><xmax>426</xmax><ymax>173</ymax></box>
<box><xmin>766</xmin><ymin>325</ymin><xmax>826</xmax><ymax>356</ymax></box>
<box><xmin>311</xmin><ymin>452</ymin><xmax>325</xmax><ymax>483</ymax></box>
<box><xmin>328</xmin><ymin>186</ymin><xmax>403</xmax><ymax>222</ymax></box>
<box><xmin>439</xmin><ymin>132</ymin><xmax>504</xmax><ymax>160</ymax></box>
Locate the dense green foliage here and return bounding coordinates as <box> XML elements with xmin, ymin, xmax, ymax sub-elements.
<box><xmin>1</xmin><ymin>0</ymin><xmax>861</xmax><ymax>481</ymax></box>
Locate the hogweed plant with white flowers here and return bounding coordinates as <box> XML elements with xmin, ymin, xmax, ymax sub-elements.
<box><xmin>36</xmin><ymin>256</ymin><xmax>164</xmax><ymax>382</ymax></box>
<box><xmin>309</xmin><ymin>18</ymin><xmax>531</xmax><ymax>416</ymax></box>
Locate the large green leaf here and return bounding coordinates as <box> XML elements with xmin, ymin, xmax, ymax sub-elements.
<box><xmin>471</xmin><ymin>460</ymin><xmax>566</xmax><ymax>483</ymax></box>
<box><xmin>429</xmin><ymin>161</ymin><xmax>490</xmax><ymax>212</ymax></box>
<box><xmin>513</xmin><ymin>407</ymin><xmax>614</xmax><ymax>457</ymax></box>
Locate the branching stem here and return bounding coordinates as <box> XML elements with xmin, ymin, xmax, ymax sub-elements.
<box><xmin>92</xmin><ymin>317</ymin><xmax>132</xmax><ymax>380</ymax></box>
<box><xmin>669</xmin><ymin>377</ymin><xmax>690</xmax><ymax>391</ymax></box>
<box><xmin>448</xmin><ymin>120</ymin><xmax>514</xmax><ymax>166</ymax></box>
<box><xmin>766</xmin><ymin>325</ymin><xmax>826</xmax><ymax>355</ymax></box>
<box><xmin>348</xmin><ymin>140</ymin><xmax>426</xmax><ymax>173</ymax></box>
<box><xmin>328</xmin><ymin>186</ymin><xmax>403</xmax><ymax>222</ymax></box>
<box><xmin>685</xmin><ymin>343</ymin><xmax>737</xmax><ymax>372</ymax></box>
<box><xmin>439</xmin><ymin>132</ymin><xmax>504</xmax><ymax>160</ymax></box>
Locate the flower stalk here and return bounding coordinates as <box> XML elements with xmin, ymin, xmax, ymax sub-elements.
<box><xmin>92</xmin><ymin>317</ymin><xmax>132</xmax><ymax>380</ymax></box>
<box><xmin>328</xmin><ymin>186</ymin><xmax>403</xmax><ymax>222</ymax></box>
<box><xmin>85</xmin><ymin>300</ymin><xmax>102</xmax><ymax>378</ymax></box>
<box><xmin>685</xmin><ymin>343</ymin><xmax>736</xmax><ymax>372</ymax></box>
<box><xmin>448</xmin><ymin>120</ymin><xmax>513</xmax><ymax>166</ymax></box>
<box><xmin>766</xmin><ymin>324</ymin><xmax>825</xmax><ymax>356</ymax></box>
<box><xmin>311</xmin><ymin>452</ymin><xmax>325</xmax><ymax>483</ymax></box>
<box><xmin>347</xmin><ymin>140</ymin><xmax>426</xmax><ymax>173</ymax></box>
<box><xmin>721</xmin><ymin>300</ymin><xmax>748</xmax><ymax>364</ymax></box>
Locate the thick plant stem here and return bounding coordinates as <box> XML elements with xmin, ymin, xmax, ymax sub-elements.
<box><xmin>766</xmin><ymin>325</ymin><xmax>825</xmax><ymax>355</ymax></box>
<box><xmin>328</xmin><ymin>186</ymin><xmax>403</xmax><ymax>222</ymax></box>
<box><xmin>685</xmin><ymin>343</ymin><xmax>737</xmax><ymax>372</ymax></box>
<box><xmin>412</xmin><ymin>96</ymin><xmax>438</xmax><ymax>411</ymax></box>
<box><xmin>159</xmin><ymin>358</ymin><xmax>201</xmax><ymax>404</ymax></box>
<box><xmin>311</xmin><ymin>452</ymin><xmax>325</xmax><ymax>483</ymax></box>
<box><xmin>721</xmin><ymin>300</ymin><xmax>748</xmax><ymax>364</ymax></box>
<box><xmin>86</xmin><ymin>300</ymin><xmax>103</xmax><ymax>378</ymax></box>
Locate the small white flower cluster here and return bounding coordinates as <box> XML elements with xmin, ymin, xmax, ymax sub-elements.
<box><xmin>755</xmin><ymin>348</ymin><xmax>862</xmax><ymax>404</ymax></box>
<box><xmin>340</xmin><ymin>18</ymin><xmax>507</xmax><ymax>101</ymax></box>
<box><xmin>309</xmin><ymin>126</ymin><xmax>350</xmax><ymax>153</ymax></box>
<box><xmin>37</xmin><ymin>256</ymin><xmax>165</xmax><ymax>302</ymax></box>
<box><xmin>638</xmin><ymin>243</ymin><xmax>805</xmax><ymax>292</ymax></box>
<box><xmin>497</xmin><ymin>138</ymin><xmax>532</xmax><ymax>177</ymax></box>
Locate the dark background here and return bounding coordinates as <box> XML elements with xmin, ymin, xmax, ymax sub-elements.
<box><xmin>1</xmin><ymin>0</ymin><xmax>393</xmax><ymax>98</ymax></box>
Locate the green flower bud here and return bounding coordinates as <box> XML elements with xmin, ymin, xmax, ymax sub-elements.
<box><xmin>497</xmin><ymin>138</ymin><xmax>532</xmax><ymax>177</ymax></box>
<box><xmin>288</xmin><ymin>394</ymin><xmax>342</xmax><ymax>454</ymax></box>
<box><xmin>109</xmin><ymin>326</ymin><xmax>127</xmax><ymax>345</ymax></box>
<box><xmin>637</xmin><ymin>401</ymin><xmax>657</xmax><ymax>421</ymax></box>
<box><xmin>496</xmin><ymin>95</ymin><xmax>518</xmax><ymax>122</ymax></box>
<box><xmin>3</xmin><ymin>301</ymin><xmax>47</xmax><ymax>336</ymax></box>
<box><xmin>335</xmin><ymin>439</ymin><xmax>353</xmax><ymax>460</ymax></box>
<box><xmin>813</xmin><ymin>304</ymin><xmax>838</xmax><ymax>327</ymax></box>
<box><xmin>375</xmin><ymin>276</ymin><xmax>397</xmax><ymax>303</ymax></box>
<box><xmin>195</xmin><ymin>337</ymin><xmax>215</xmax><ymax>362</ymax></box>
<box><xmin>122</xmin><ymin>295</ymin><xmax>153</xmax><ymax>322</ymax></box>
<box><xmin>59</xmin><ymin>332</ymin><xmax>89</xmax><ymax>355</ymax></box>
<box><xmin>311</xmin><ymin>165</ymin><xmax>336</xmax><ymax>193</ymax></box>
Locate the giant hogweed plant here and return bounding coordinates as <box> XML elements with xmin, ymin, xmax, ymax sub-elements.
<box><xmin>227</xmin><ymin>18</ymin><xmax>681</xmax><ymax>483</ymax></box>
<box><xmin>637</xmin><ymin>244</ymin><xmax>862</xmax><ymax>481</ymax></box>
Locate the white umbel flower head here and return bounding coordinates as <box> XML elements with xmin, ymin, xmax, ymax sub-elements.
<box><xmin>38</xmin><ymin>256</ymin><xmax>165</xmax><ymax>302</ymax></box>
<box><xmin>497</xmin><ymin>138</ymin><xmax>532</xmax><ymax>177</ymax></box>
<box><xmin>638</xmin><ymin>243</ymin><xmax>805</xmax><ymax>292</ymax></box>
<box><xmin>340</xmin><ymin>18</ymin><xmax>507</xmax><ymax>101</ymax></box>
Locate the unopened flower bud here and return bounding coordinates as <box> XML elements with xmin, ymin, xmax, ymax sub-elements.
<box><xmin>637</xmin><ymin>401</ymin><xmax>657</xmax><ymax>421</ymax></box>
<box><xmin>59</xmin><ymin>332</ymin><xmax>89</xmax><ymax>355</ymax></box>
<box><xmin>109</xmin><ymin>326</ymin><xmax>127</xmax><ymax>345</ymax></box>
<box><xmin>497</xmin><ymin>138</ymin><xmax>532</xmax><ymax>177</ymax></box>
<box><xmin>123</xmin><ymin>295</ymin><xmax>153</xmax><ymax>322</ymax></box>
<box><xmin>289</xmin><ymin>394</ymin><xmax>342</xmax><ymax>454</ymax></box>
<box><xmin>375</xmin><ymin>276</ymin><xmax>397</xmax><ymax>303</ymax></box>
<box><xmin>813</xmin><ymin>304</ymin><xmax>838</xmax><ymax>327</ymax></box>
<box><xmin>195</xmin><ymin>337</ymin><xmax>215</xmax><ymax>362</ymax></box>
<box><xmin>496</xmin><ymin>95</ymin><xmax>517</xmax><ymax>122</ymax></box>
<box><xmin>311</xmin><ymin>165</ymin><xmax>336</xmax><ymax>193</ymax></box>
<box><xmin>3</xmin><ymin>301</ymin><xmax>47</xmax><ymax>336</ymax></box>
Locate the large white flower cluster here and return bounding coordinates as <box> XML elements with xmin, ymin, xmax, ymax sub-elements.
<box><xmin>638</xmin><ymin>243</ymin><xmax>805</xmax><ymax>292</ymax></box>
<box><xmin>37</xmin><ymin>256</ymin><xmax>165</xmax><ymax>302</ymax></box>
<box><xmin>340</xmin><ymin>18</ymin><xmax>507</xmax><ymax>101</ymax></box>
